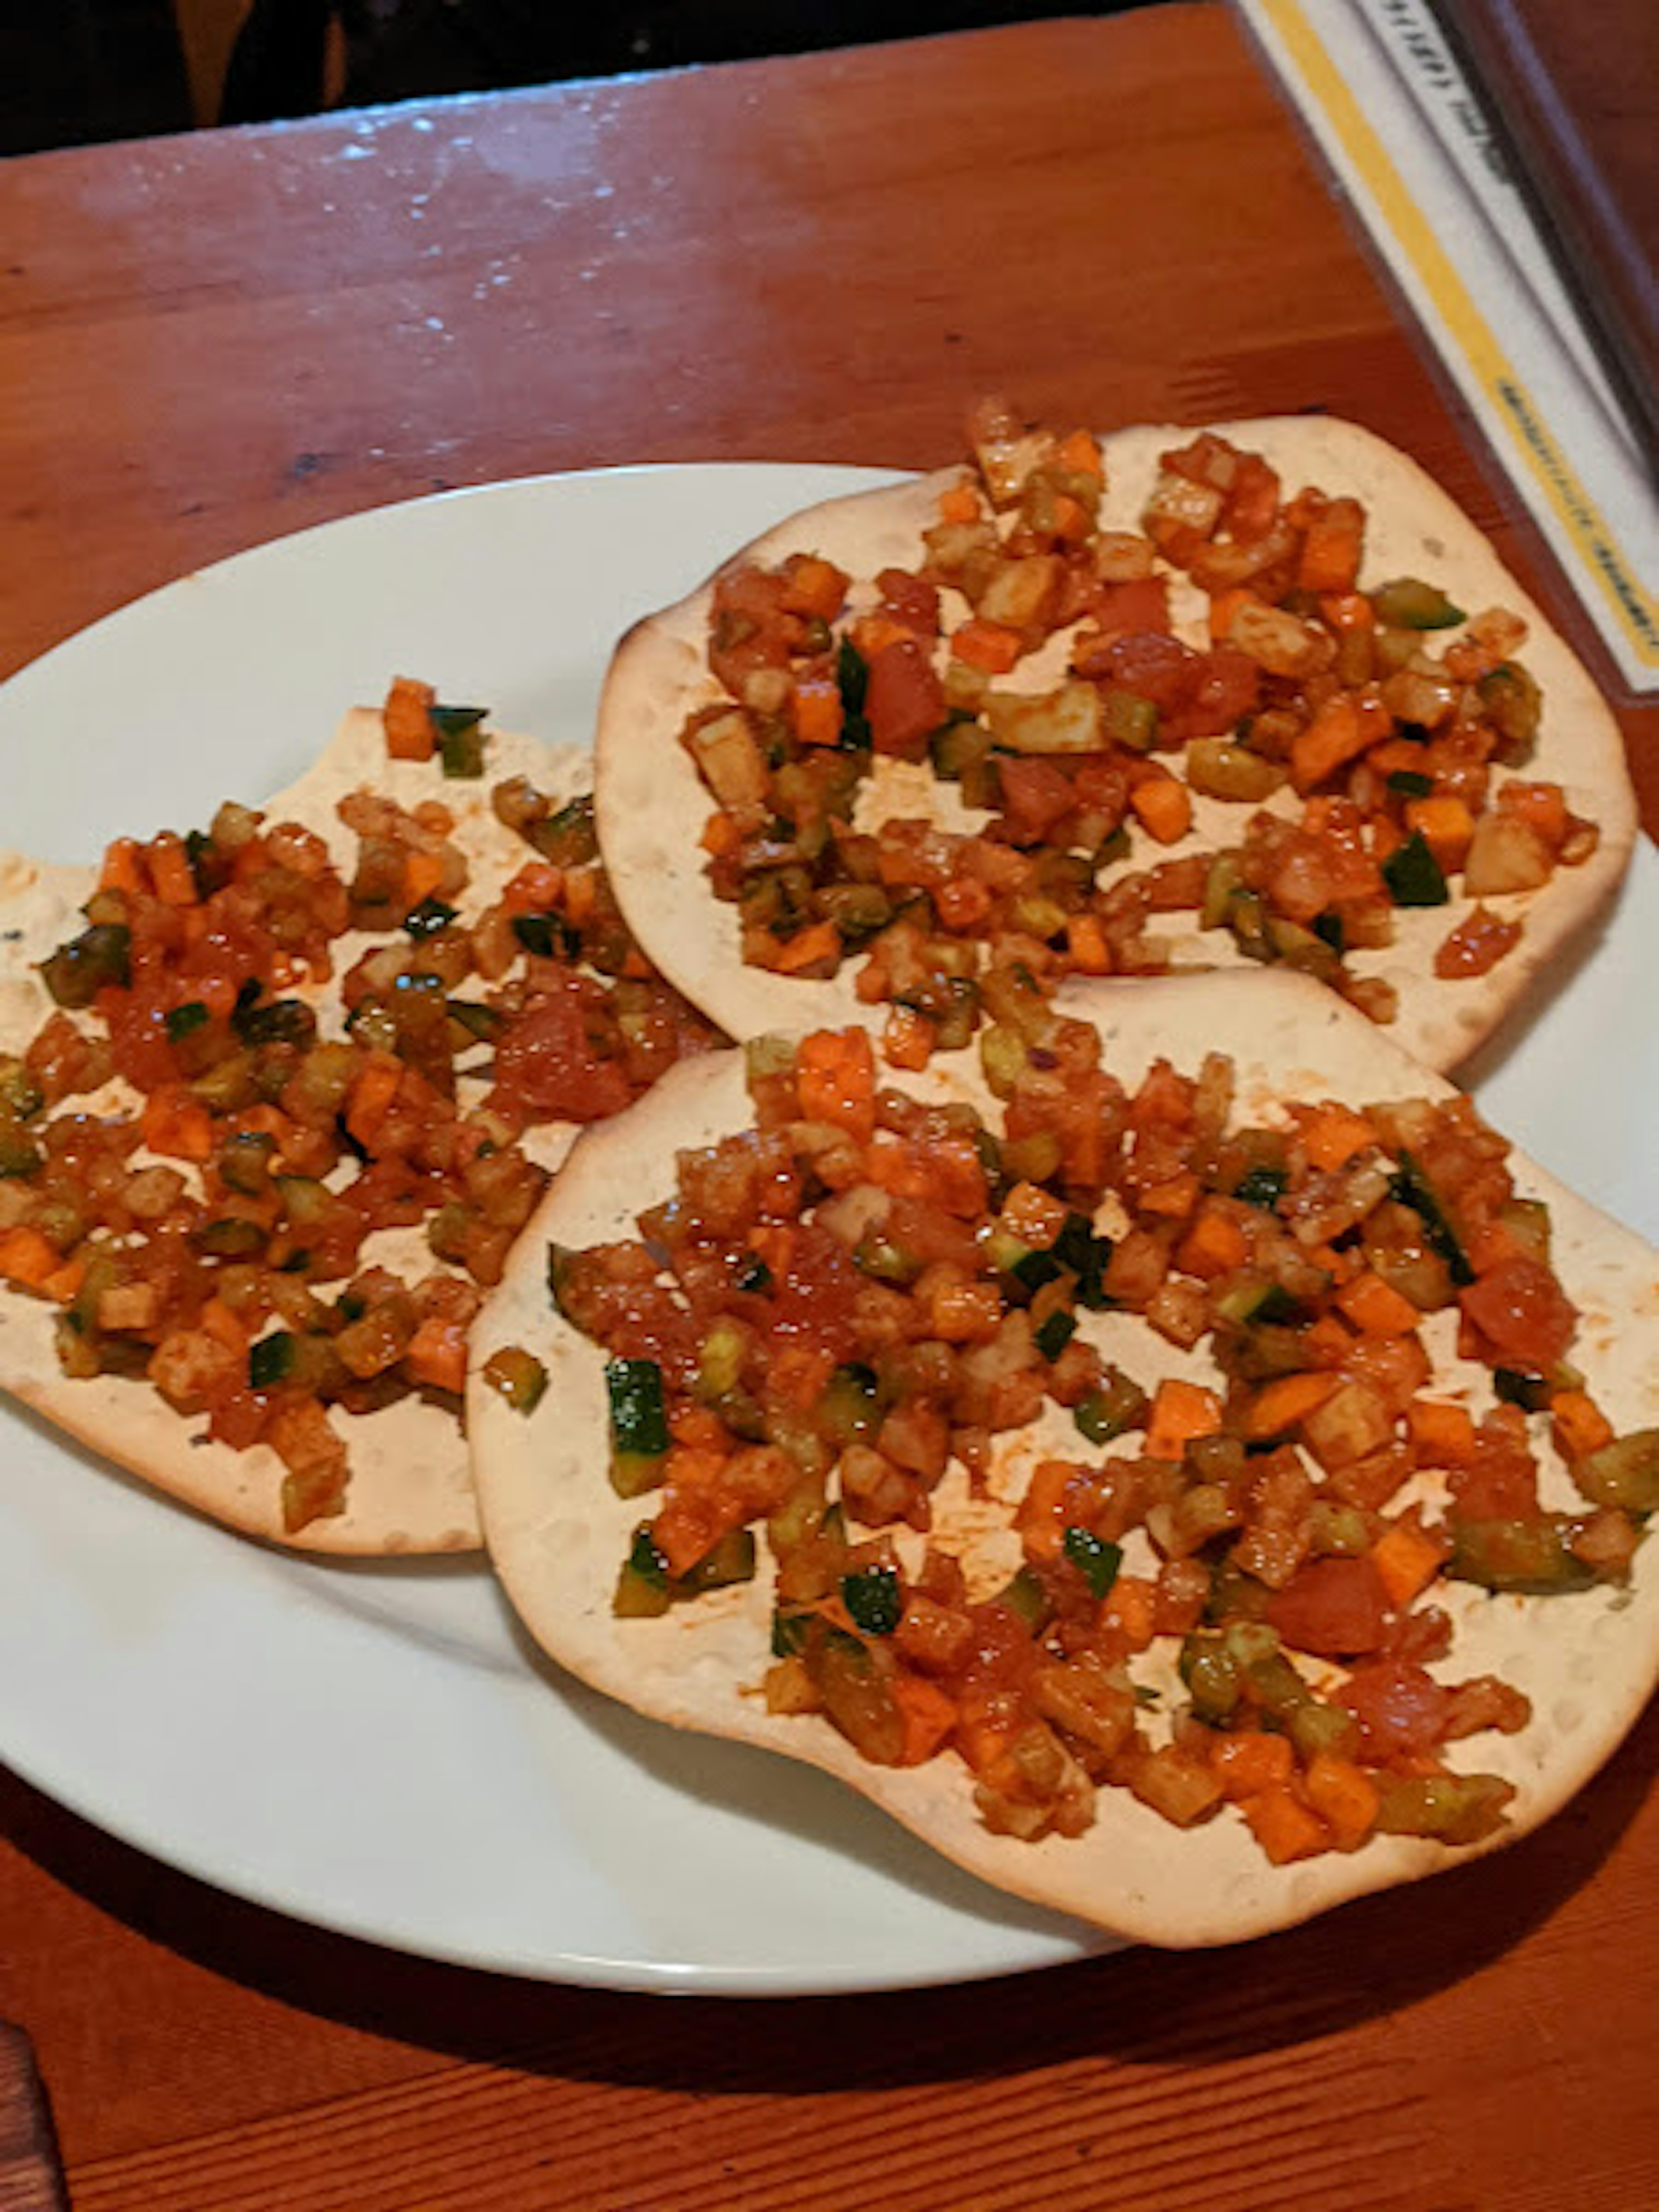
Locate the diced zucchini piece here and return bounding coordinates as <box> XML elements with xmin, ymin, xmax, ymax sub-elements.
<box><xmin>1382</xmin><ymin>830</ymin><xmax>1449</xmax><ymax>908</ymax></box>
<box><xmin>1074</xmin><ymin>1365</ymin><xmax>1149</xmax><ymax>1446</ymax></box>
<box><xmin>482</xmin><ymin>1345</ymin><xmax>548</xmax><ymax>1415</ymax></box>
<box><xmin>1063</xmin><ymin>1526</ymin><xmax>1122</xmax><ymax>1599</ymax></box>
<box><xmin>607</xmin><ymin>1357</ymin><xmax>670</xmax><ymax>1495</ymax></box>
<box><xmin>1372</xmin><ymin>577</ymin><xmax>1466</xmax><ymax>629</ymax></box>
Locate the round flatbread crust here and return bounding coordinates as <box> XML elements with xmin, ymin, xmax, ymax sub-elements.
<box><xmin>0</xmin><ymin>710</ymin><xmax>592</xmax><ymax>1555</ymax></box>
<box><xmin>595</xmin><ymin>420</ymin><xmax>1636</xmax><ymax>1077</ymax></box>
<box><xmin>470</xmin><ymin>967</ymin><xmax>1659</xmax><ymax>1946</ymax></box>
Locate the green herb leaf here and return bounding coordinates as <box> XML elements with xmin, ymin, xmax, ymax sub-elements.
<box><xmin>835</xmin><ymin>637</ymin><xmax>872</xmax><ymax>750</ymax></box>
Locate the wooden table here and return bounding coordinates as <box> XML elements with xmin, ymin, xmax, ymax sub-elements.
<box><xmin>0</xmin><ymin>10</ymin><xmax>1653</xmax><ymax>2207</ymax></box>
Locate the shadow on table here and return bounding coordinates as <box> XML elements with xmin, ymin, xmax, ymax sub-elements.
<box><xmin>3</xmin><ymin>1688</ymin><xmax>1653</xmax><ymax>2089</ymax></box>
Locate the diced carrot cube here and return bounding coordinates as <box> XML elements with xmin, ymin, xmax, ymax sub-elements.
<box><xmin>41</xmin><ymin>1259</ymin><xmax>85</xmax><ymax>1304</ymax></box>
<box><xmin>345</xmin><ymin>1053</ymin><xmax>404</xmax><ymax>1149</ymax></box>
<box><xmin>891</xmin><ymin>1675</ymin><xmax>958</xmax><ymax>1765</ymax></box>
<box><xmin>404</xmin><ymin>1316</ymin><xmax>468</xmax><ymax>1396</ymax></box>
<box><xmin>199</xmin><ymin>1297</ymin><xmax>251</xmax><ymax>1353</ymax></box>
<box><xmin>747</xmin><ymin>1224</ymin><xmax>796</xmax><ymax>1283</ymax></box>
<box><xmin>1144</xmin><ymin>1378</ymin><xmax>1223</xmax><ymax>1461</ymax></box>
<box><xmin>1406</xmin><ymin>1397</ymin><xmax>1478</xmax><ymax>1468</ymax></box>
<box><xmin>779</xmin><ymin>555</ymin><xmax>849</xmax><ymax>621</ymax></box>
<box><xmin>99</xmin><ymin>838</ymin><xmax>149</xmax><ymax>896</ymax></box>
<box><xmin>1242</xmin><ymin>1786</ymin><xmax>1330</xmax><ymax>1864</ymax></box>
<box><xmin>1175</xmin><ymin>1207</ymin><xmax>1250</xmax><ymax>1279</ymax></box>
<box><xmin>1291</xmin><ymin>695</ymin><xmax>1375</xmax><ymax>792</ymax></box>
<box><xmin>796</xmin><ymin>1027</ymin><xmax>876</xmax><ymax>1143</ymax></box>
<box><xmin>1336</xmin><ymin>1271</ymin><xmax>1421</xmax><ymax>1337</ymax></box>
<box><xmin>951</xmin><ymin>618</ymin><xmax>1024</xmax><ymax>674</ymax></box>
<box><xmin>141</xmin><ymin>1086</ymin><xmax>214</xmax><ymax>1163</ymax></box>
<box><xmin>1064</xmin><ymin>912</ymin><xmax>1112</xmax><ymax>976</ymax></box>
<box><xmin>1405</xmin><ymin>795</ymin><xmax>1475</xmax><ymax>873</ymax></box>
<box><xmin>147</xmin><ymin>833</ymin><xmax>199</xmax><ymax>908</ymax></box>
<box><xmin>881</xmin><ymin>1006</ymin><xmax>934</xmax><ymax>1072</ymax></box>
<box><xmin>1128</xmin><ymin>773</ymin><xmax>1193</xmax><ymax>845</ymax></box>
<box><xmin>1550</xmin><ymin>1387</ymin><xmax>1614</xmax><ymax>1464</ymax></box>
<box><xmin>1302</xmin><ymin>1754</ymin><xmax>1380</xmax><ymax>1850</ymax></box>
<box><xmin>792</xmin><ymin>676</ymin><xmax>845</xmax><ymax>747</ymax></box>
<box><xmin>1367</xmin><ymin>737</ymin><xmax>1436</xmax><ymax>777</ymax></box>
<box><xmin>1296</xmin><ymin>503</ymin><xmax>1363</xmax><ymax>594</ymax></box>
<box><xmin>669</xmin><ymin>1405</ymin><xmax>727</xmax><ymax>1449</ymax></box>
<box><xmin>1056</xmin><ymin>429</ymin><xmax>1104</xmax><ymax>479</ymax></box>
<box><xmin>1498</xmin><ymin>780</ymin><xmax>1568</xmax><ymax>847</ymax></box>
<box><xmin>1370</xmin><ymin>1517</ymin><xmax>1448</xmax><ymax>1608</ymax></box>
<box><xmin>1296</xmin><ymin>1102</ymin><xmax>1379</xmax><ymax>1174</ymax></box>
<box><xmin>1244</xmin><ymin>1369</ymin><xmax>1340</xmax><ymax>1441</ymax></box>
<box><xmin>1211</xmin><ymin>1730</ymin><xmax>1295</xmax><ymax>1800</ymax></box>
<box><xmin>1097</xmin><ymin>1575</ymin><xmax>1158</xmax><ymax>1651</ymax></box>
<box><xmin>0</xmin><ymin>1227</ymin><xmax>65</xmax><ymax>1292</ymax></box>
<box><xmin>1140</xmin><ymin>1170</ymin><xmax>1201</xmax><ymax>1220</ymax></box>
<box><xmin>1013</xmin><ymin>1458</ymin><xmax>1077</xmax><ymax>1564</ymax></box>
<box><xmin>773</xmin><ymin>921</ymin><xmax>842</xmax><ymax>976</ymax></box>
<box><xmin>402</xmin><ymin>851</ymin><xmax>447</xmax><ymax>909</ymax></box>
<box><xmin>849</xmin><ymin>612</ymin><xmax>914</xmax><ymax>662</ymax></box>
<box><xmin>1318</xmin><ymin>592</ymin><xmax>1374</xmax><ymax>632</ymax></box>
<box><xmin>504</xmin><ymin>862</ymin><xmax>563</xmax><ymax>913</ymax></box>
<box><xmin>383</xmin><ymin>675</ymin><xmax>437</xmax><ymax>760</ymax></box>
<box><xmin>1208</xmin><ymin>586</ymin><xmax>1259</xmax><ymax>644</ymax></box>
<box><xmin>1049</xmin><ymin>493</ymin><xmax>1090</xmax><ymax>543</ymax></box>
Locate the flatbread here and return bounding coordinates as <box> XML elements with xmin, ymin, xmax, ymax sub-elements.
<box><xmin>470</xmin><ymin>967</ymin><xmax>1659</xmax><ymax>1945</ymax></box>
<box><xmin>0</xmin><ymin>706</ymin><xmax>591</xmax><ymax>1555</ymax></box>
<box><xmin>594</xmin><ymin>419</ymin><xmax>1636</xmax><ymax>1077</ymax></box>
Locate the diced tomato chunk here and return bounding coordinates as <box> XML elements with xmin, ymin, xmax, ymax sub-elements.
<box><xmin>492</xmin><ymin>976</ymin><xmax>634</xmax><ymax>1122</ymax></box>
<box><xmin>1265</xmin><ymin>1557</ymin><xmax>1391</xmax><ymax>1656</ymax></box>
<box><xmin>997</xmin><ymin>756</ymin><xmax>1076</xmax><ymax>843</ymax></box>
<box><xmin>1337</xmin><ymin>1657</ymin><xmax>1452</xmax><ymax>1760</ymax></box>
<box><xmin>1459</xmin><ymin>1257</ymin><xmax>1576</xmax><ymax>1372</ymax></box>
<box><xmin>864</xmin><ymin>637</ymin><xmax>946</xmax><ymax>759</ymax></box>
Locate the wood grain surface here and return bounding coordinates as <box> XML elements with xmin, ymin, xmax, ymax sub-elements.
<box><xmin>0</xmin><ymin>2024</ymin><xmax>67</xmax><ymax>2212</ymax></box>
<box><xmin>0</xmin><ymin>9</ymin><xmax>1653</xmax><ymax>2209</ymax></box>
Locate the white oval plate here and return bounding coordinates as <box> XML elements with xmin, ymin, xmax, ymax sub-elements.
<box><xmin>0</xmin><ymin>466</ymin><xmax>1652</xmax><ymax>1993</ymax></box>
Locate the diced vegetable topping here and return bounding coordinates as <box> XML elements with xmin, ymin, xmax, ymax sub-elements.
<box><xmin>558</xmin><ymin>1021</ymin><xmax>1646</xmax><ymax>1869</ymax></box>
<box><xmin>0</xmin><ymin>682</ymin><xmax>720</xmax><ymax>1531</ymax></box>
<box><xmin>678</xmin><ymin>410</ymin><xmax>1599</xmax><ymax>1056</ymax></box>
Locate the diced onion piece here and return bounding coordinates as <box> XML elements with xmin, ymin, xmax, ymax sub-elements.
<box><xmin>1463</xmin><ymin>812</ymin><xmax>1554</xmax><ymax>896</ymax></box>
<box><xmin>967</xmin><ymin>394</ymin><xmax>1055</xmax><ymax>508</ymax></box>
<box><xmin>686</xmin><ymin>709</ymin><xmax>769</xmax><ymax>808</ymax></box>
<box><xmin>984</xmin><ymin>681</ymin><xmax>1106</xmax><ymax>755</ymax></box>
<box><xmin>1226</xmin><ymin>600</ymin><xmax>1336</xmax><ymax>680</ymax></box>
<box><xmin>976</xmin><ymin>554</ymin><xmax>1064</xmax><ymax>632</ymax></box>
<box><xmin>1185</xmin><ymin>738</ymin><xmax>1286</xmax><ymax>802</ymax></box>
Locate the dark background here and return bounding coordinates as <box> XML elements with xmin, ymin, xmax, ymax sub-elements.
<box><xmin>3</xmin><ymin>2</ymin><xmax>1140</xmax><ymax>154</ymax></box>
